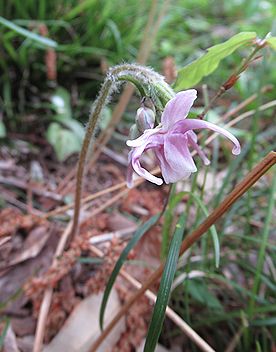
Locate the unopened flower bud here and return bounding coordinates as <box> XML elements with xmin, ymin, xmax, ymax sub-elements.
<box><xmin>129</xmin><ymin>124</ymin><xmax>139</xmax><ymax>139</ymax></box>
<box><xmin>135</xmin><ymin>98</ymin><xmax>156</xmax><ymax>133</ymax></box>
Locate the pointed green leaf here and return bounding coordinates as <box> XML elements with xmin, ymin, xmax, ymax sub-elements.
<box><xmin>0</xmin><ymin>16</ymin><xmax>57</xmax><ymax>48</ymax></box>
<box><xmin>267</xmin><ymin>37</ymin><xmax>276</xmax><ymax>50</ymax></box>
<box><xmin>174</xmin><ymin>32</ymin><xmax>257</xmax><ymax>91</ymax></box>
<box><xmin>144</xmin><ymin>215</ymin><xmax>185</xmax><ymax>352</ymax></box>
<box><xmin>187</xmin><ymin>279</ymin><xmax>223</xmax><ymax>310</ymax></box>
<box><xmin>100</xmin><ymin>214</ymin><xmax>160</xmax><ymax>330</ymax></box>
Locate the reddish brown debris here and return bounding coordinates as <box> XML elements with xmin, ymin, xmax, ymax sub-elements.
<box><xmin>121</xmin><ymin>188</ymin><xmax>166</xmax><ymax>216</ymax></box>
<box><xmin>24</xmin><ymin>235</ymin><xmax>90</xmax><ymax>298</ymax></box>
<box><xmin>0</xmin><ymin>208</ymin><xmax>45</xmax><ymax>238</ymax></box>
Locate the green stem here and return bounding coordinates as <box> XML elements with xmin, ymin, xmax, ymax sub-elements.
<box><xmin>117</xmin><ymin>75</ymin><xmax>146</xmax><ymax>97</ymax></box>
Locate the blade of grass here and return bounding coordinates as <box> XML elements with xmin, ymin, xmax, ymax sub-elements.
<box><xmin>62</xmin><ymin>0</ymin><xmax>97</xmax><ymax>21</ymax></box>
<box><xmin>144</xmin><ymin>215</ymin><xmax>185</xmax><ymax>352</ymax></box>
<box><xmin>248</xmin><ymin>172</ymin><xmax>276</xmax><ymax>316</ymax></box>
<box><xmin>0</xmin><ymin>16</ymin><xmax>57</xmax><ymax>48</ymax></box>
<box><xmin>99</xmin><ymin>213</ymin><xmax>160</xmax><ymax>329</ymax></box>
<box><xmin>188</xmin><ymin>192</ymin><xmax>220</xmax><ymax>268</ymax></box>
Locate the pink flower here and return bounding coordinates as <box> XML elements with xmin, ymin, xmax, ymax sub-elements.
<box><xmin>126</xmin><ymin>90</ymin><xmax>241</xmax><ymax>187</ymax></box>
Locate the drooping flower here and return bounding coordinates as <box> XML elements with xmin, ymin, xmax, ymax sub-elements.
<box><xmin>126</xmin><ymin>90</ymin><xmax>241</xmax><ymax>187</ymax></box>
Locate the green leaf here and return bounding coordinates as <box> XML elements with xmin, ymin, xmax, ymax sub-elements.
<box><xmin>174</xmin><ymin>32</ymin><xmax>257</xmax><ymax>91</ymax></box>
<box><xmin>187</xmin><ymin>279</ymin><xmax>223</xmax><ymax>310</ymax></box>
<box><xmin>46</xmin><ymin>122</ymin><xmax>82</xmax><ymax>161</ymax></box>
<box><xmin>251</xmin><ymin>317</ymin><xmax>276</xmax><ymax>326</ymax></box>
<box><xmin>77</xmin><ymin>257</ymin><xmax>103</xmax><ymax>264</ymax></box>
<box><xmin>50</xmin><ymin>87</ymin><xmax>85</xmax><ymax>143</ymax></box>
<box><xmin>62</xmin><ymin>0</ymin><xmax>97</xmax><ymax>20</ymax></box>
<box><xmin>0</xmin><ymin>121</ymin><xmax>6</xmax><ymax>138</ymax></box>
<box><xmin>267</xmin><ymin>37</ymin><xmax>276</xmax><ymax>50</ymax></box>
<box><xmin>0</xmin><ymin>16</ymin><xmax>57</xmax><ymax>48</ymax></box>
<box><xmin>99</xmin><ymin>214</ymin><xmax>160</xmax><ymax>330</ymax></box>
<box><xmin>144</xmin><ymin>215</ymin><xmax>185</xmax><ymax>352</ymax></box>
<box><xmin>161</xmin><ymin>186</ymin><xmax>184</xmax><ymax>258</ymax></box>
<box><xmin>57</xmin><ymin>119</ymin><xmax>84</xmax><ymax>142</ymax></box>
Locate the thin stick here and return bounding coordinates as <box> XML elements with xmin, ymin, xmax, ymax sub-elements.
<box><xmin>89</xmin><ymin>151</ymin><xmax>276</xmax><ymax>351</ymax></box>
<box><xmin>44</xmin><ymin>180</ymin><xmax>128</xmax><ymax>219</ymax></box>
<box><xmin>33</xmin><ymin>221</ymin><xmax>73</xmax><ymax>352</ymax></box>
<box><xmin>85</xmin><ymin>188</ymin><xmax>129</xmax><ymax>217</ymax></box>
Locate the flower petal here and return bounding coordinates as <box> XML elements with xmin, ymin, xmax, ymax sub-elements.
<box><xmin>154</xmin><ymin>133</ymin><xmax>197</xmax><ymax>184</ymax></box>
<box><xmin>161</xmin><ymin>90</ymin><xmax>197</xmax><ymax>130</ymax></box>
<box><xmin>131</xmin><ymin>145</ymin><xmax>163</xmax><ymax>185</ymax></box>
<box><xmin>128</xmin><ymin>133</ymin><xmax>164</xmax><ymax>186</ymax></box>
<box><xmin>155</xmin><ymin>147</ymin><xmax>193</xmax><ymax>184</ymax></box>
<box><xmin>187</xmin><ymin>132</ymin><xmax>210</xmax><ymax>165</ymax></box>
<box><xmin>175</xmin><ymin>119</ymin><xmax>241</xmax><ymax>155</ymax></box>
<box><xmin>126</xmin><ymin>127</ymin><xmax>161</xmax><ymax>148</ymax></box>
<box><xmin>164</xmin><ymin>133</ymin><xmax>197</xmax><ymax>172</ymax></box>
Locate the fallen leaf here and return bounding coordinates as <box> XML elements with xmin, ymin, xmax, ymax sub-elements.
<box><xmin>43</xmin><ymin>289</ymin><xmax>125</xmax><ymax>352</ymax></box>
<box><xmin>6</xmin><ymin>226</ymin><xmax>50</xmax><ymax>267</ymax></box>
